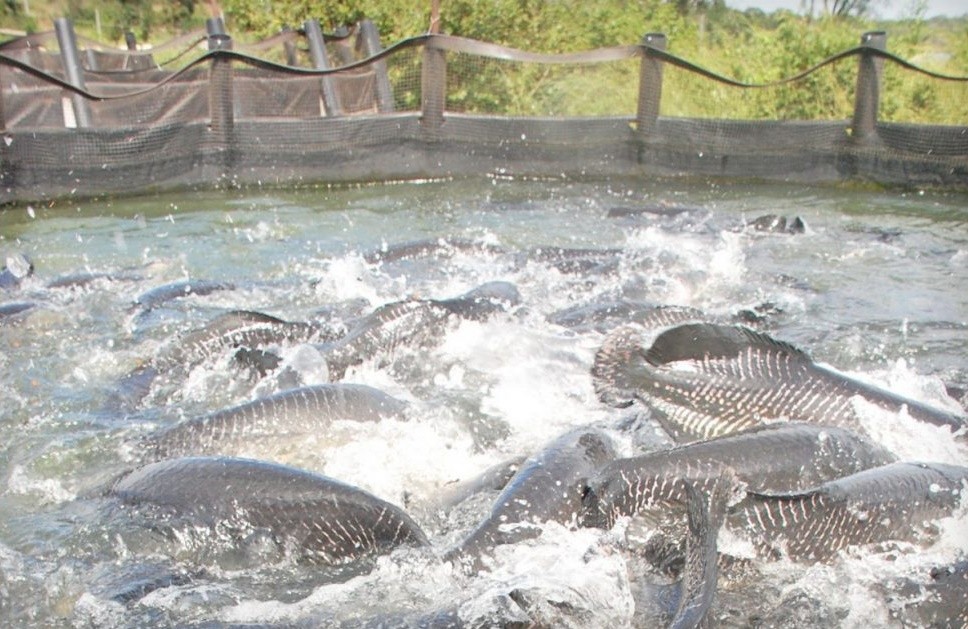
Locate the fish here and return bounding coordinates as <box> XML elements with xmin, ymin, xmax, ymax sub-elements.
<box><xmin>445</xmin><ymin>427</ymin><xmax>616</xmax><ymax>573</ymax></box>
<box><xmin>142</xmin><ymin>383</ymin><xmax>408</xmax><ymax>459</ymax></box>
<box><xmin>0</xmin><ymin>301</ymin><xmax>36</xmax><ymax>323</ymax></box>
<box><xmin>894</xmin><ymin>560</ymin><xmax>968</xmax><ymax>629</ymax></box>
<box><xmin>582</xmin><ymin>422</ymin><xmax>895</xmax><ymax>530</ymax></box>
<box><xmin>109</xmin><ymin>456</ymin><xmax>429</xmax><ymax>565</ymax></box>
<box><xmin>548</xmin><ymin>300</ymin><xmax>707</xmax><ymax>334</ymax></box>
<box><xmin>362</xmin><ymin>237</ymin><xmax>502</xmax><ymax>265</ymax></box>
<box><xmin>318</xmin><ymin>281</ymin><xmax>520</xmax><ymax>380</ymax></box>
<box><xmin>130</xmin><ymin>279</ymin><xmax>235</xmax><ymax>312</ymax></box>
<box><xmin>733</xmin><ymin>461</ymin><xmax>968</xmax><ymax>562</ymax></box>
<box><xmin>744</xmin><ymin>214</ymin><xmax>806</xmax><ymax>234</ymax></box>
<box><xmin>668</xmin><ymin>472</ymin><xmax>734</xmax><ymax>629</ymax></box>
<box><xmin>114</xmin><ymin>309</ymin><xmax>330</xmax><ymax>409</ymax></box>
<box><xmin>591</xmin><ymin>322</ymin><xmax>966</xmax><ymax>441</ymax></box>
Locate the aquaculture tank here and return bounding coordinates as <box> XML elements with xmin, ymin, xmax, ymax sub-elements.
<box><xmin>0</xmin><ymin>18</ymin><xmax>967</xmax><ymax>629</ymax></box>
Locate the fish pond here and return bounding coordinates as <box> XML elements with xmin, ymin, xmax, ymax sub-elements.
<box><xmin>0</xmin><ymin>177</ymin><xmax>966</xmax><ymax>627</ymax></box>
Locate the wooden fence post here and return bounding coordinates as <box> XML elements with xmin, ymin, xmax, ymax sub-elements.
<box><xmin>0</xmin><ymin>64</ymin><xmax>5</xmax><ymax>132</ymax></box>
<box><xmin>54</xmin><ymin>17</ymin><xmax>91</xmax><ymax>128</ymax></box>
<box><xmin>358</xmin><ymin>19</ymin><xmax>395</xmax><ymax>113</ymax></box>
<box><xmin>421</xmin><ymin>36</ymin><xmax>446</xmax><ymax>133</ymax></box>
<box><xmin>851</xmin><ymin>31</ymin><xmax>886</xmax><ymax>146</ymax></box>
<box><xmin>280</xmin><ymin>26</ymin><xmax>298</xmax><ymax>66</ymax></box>
<box><xmin>304</xmin><ymin>19</ymin><xmax>343</xmax><ymax>116</ymax></box>
<box><xmin>636</xmin><ymin>32</ymin><xmax>666</xmax><ymax>141</ymax></box>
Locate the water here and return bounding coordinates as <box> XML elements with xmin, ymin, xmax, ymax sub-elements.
<box><xmin>1</xmin><ymin>177</ymin><xmax>966</xmax><ymax>627</ymax></box>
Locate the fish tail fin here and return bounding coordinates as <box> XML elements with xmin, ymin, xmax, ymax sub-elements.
<box><xmin>592</xmin><ymin>327</ymin><xmax>651</xmax><ymax>407</ymax></box>
<box><xmin>670</xmin><ymin>470</ymin><xmax>737</xmax><ymax>629</ymax></box>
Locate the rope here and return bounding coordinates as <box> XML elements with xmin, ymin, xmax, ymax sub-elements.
<box><xmin>645</xmin><ymin>44</ymin><xmax>968</xmax><ymax>86</ymax></box>
<box><xmin>2</xmin><ymin>32</ymin><xmax>965</xmax><ymax>103</ymax></box>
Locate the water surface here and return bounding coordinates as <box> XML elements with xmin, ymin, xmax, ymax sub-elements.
<box><xmin>1</xmin><ymin>177</ymin><xmax>966</xmax><ymax>627</ymax></box>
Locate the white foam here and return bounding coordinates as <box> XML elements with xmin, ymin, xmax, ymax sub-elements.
<box><xmin>321</xmin><ymin>417</ymin><xmax>492</xmax><ymax>511</ymax></box>
<box><xmin>458</xmin><ymin>524</ymin><xmax>634</xmax><ymax>626</ymax></box>
<box><xmin>7</xmin><ymin>464</ymin><xmax>75</xmax><ymax>504</ymax></box>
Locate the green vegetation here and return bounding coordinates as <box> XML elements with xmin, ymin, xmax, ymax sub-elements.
<box><xmin>1</xmin><ymin>1</ymin><xmax>965</xmax><ymax>123</ymax></box>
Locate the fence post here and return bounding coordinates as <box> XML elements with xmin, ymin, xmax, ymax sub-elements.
<box><xmin>332</xmin><ymin>26</ymin><xmax>356</xmax><ymax>66</ymax></box>
<box><xmin>358</xmin><ymin>19</ymin><xmax>395</xmax><ymax>112</ymax></box>
<box><xmin>0</xmin><ymin>66</ymin><xmax>5</xmax><ymax>132</ymax></box>
<box><xmin>636</xmin><ymin>32</ymin><xmax>666</xmax><ymax>141</ymax></box>
<box><xmin>281</xmin><ymin>26</ymin><xmax>298</xmax><ymax>66</ymax></box>
<box><xmin>206</xmin><ymin>16</ymin><xmax>231</xmax><ymax>50</ymax></box>
<box><xmin>84</xmin><ymin>49</ymin><xmax>99</xmax><ymax>72</ymax></box>
<box><xmin>207</xmin><ymin>17</ymin><xmax>234</xmax><ymax>141</ymax></box>
<box><xmin>54</xmin><ymin>17</ymin><xmax>91</xmax><ymax>129</ymax></box>
<box><xmin>421</xmin><ymin>36</ymin><xmax>446</xmax><ymax>133</ymax></box>
<box><xmin>851</xmin><ymin>31</ymin><xmax>886</xmax><ymax>146</ymax></box>
<box><xmin>304</xmin><ymin>19</ymin><xmax>343</xmax><ymax>116</ymax></box>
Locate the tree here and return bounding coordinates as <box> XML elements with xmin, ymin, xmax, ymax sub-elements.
<box><xmin>822</xmin><ymin>0</ymin><xmax>874</xmax><ymax>17</ymax></box>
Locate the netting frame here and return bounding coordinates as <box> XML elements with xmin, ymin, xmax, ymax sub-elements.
<box><xmin>1</xmin><ymin>23</ymin><xmax>966</xmax><ymax>204</ymax></box>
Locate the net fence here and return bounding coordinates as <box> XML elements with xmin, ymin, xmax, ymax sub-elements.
<box><xmin>0</xmin><ymin>19</ymin><xmax>965</xmax><ymax>203</ymax></box>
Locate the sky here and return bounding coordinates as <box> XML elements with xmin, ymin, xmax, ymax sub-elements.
<box><xmin>725</xmin><ymin>0</ymin><xmax>968</xmax><ymax>20</ymax></box>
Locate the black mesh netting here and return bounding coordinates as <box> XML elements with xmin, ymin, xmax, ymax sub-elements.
<box><xmin>0</xmin><ymin>23</ymin><xmax>965</xmax><ymax>203</ymax></box>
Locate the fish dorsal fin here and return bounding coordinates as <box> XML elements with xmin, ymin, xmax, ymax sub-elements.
<box><xmin>644</xmin><ymin>323</ymin><xmax>809</xmax><ymax>366</ymax></box>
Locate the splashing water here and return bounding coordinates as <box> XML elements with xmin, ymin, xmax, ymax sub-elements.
<box><xmin>1</xmin><ymin>178</ymin><xmax>966</xmax><ymax>626</ymax></box>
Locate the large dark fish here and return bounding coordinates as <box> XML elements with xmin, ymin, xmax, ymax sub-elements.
<box><xmin>151</xmin><ymin>309</ymin><xmax>327</xmax><ymax>372</ymax></box>
<box><xmin>606</xmin><ymin>204</ymin><xmax>708</xmax><ymax>219</ymax></box>
<box><xmin>445</xmin><ymin>427</ymin><xmax>616</xmax><ymax>573</ymax></box>
<box><xmin>114</xmin><ymin>309</ymin><xmax>328</xmax><ymax>409</ymax></box>
<box><xmin>318</xmin><ymin>281</ymin><xmax>520</xmax><ymax>380</ymax></box>
<box><xmin>592</xmin><ymin>323</ymin><xmax>966</xmax><ymax>441</ymax></box>
<box><xmin>733</xmin><ymin>462</ymin><xmax>968</xmax><ymax>562</ymax></box>
<box><xmin>582</xmin><ymin>422</ymin><xmax>895</xmax><ymax>530</ymax></box>
<box><xmin>363</xmin><ymin>237</ymin><xmax>502</xmax><ymax>265</ymax></box>
<box><xmin>0</xmin><ymin>301</ymin><xmax>36</xmax><ymax>323</ymax></box>
<box><xmin>434</xmin><ymin>454</ymin><xmax>528</xmax><ymax>512</ymax></box>
<box><xmin>143</xmin><ymin>383</ymin><xmax>407</xmax><ymax>459</ymax></box>
<box><xmin>889</xmin><ymin>560</ymin><xmax>968</xmax><ymax>629</ymax></box>
<box><xmin>744</xmin><ymin>214</ymin><xmax>806</xmax><ymax>234</ymax></box>
<box><xmin>130</xmin><ymin>279</ymin><xmax>235</xmax><ymax>312</ymax></box>
<box><xmin>548</xmin><ymin>300</ymin><xmax>706</xmax><ymax>334</ymax></box>
<box><xmin>109</xmin><ymin>456</ymin><xmax>429</xmax><ymax>565</ymax></box>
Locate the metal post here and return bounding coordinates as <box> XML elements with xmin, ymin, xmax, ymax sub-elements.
<box><xmin>421</xmin><ymin>36</ymin><xmax>446</xmax><ymax>132</ymax></box>
<box><xmin>281</xmin><ymin>26</ymin><xmax>298</xmax><ymax>66</ymax></box>
<box><xmin>332</xmin><ymin>25</ymin><xmax>356</xmax><ymax>66</ymax></box>
<box><xmin>358</xmin><ymin>19</ymin><xmax>394</xmax><ymax>112</ymax></box>
<box><xmin>0</xmin><ymin>67</ymin><xmax>6</xmax><ymax>132</ymax></box>
<box><xmin>54</xmin><ymin>17</ymin><xmax>91</xmax><ymax>128</ymax></box>
<box><xmin>84</xmin><ymin>48</ymin><xmax>99</xmax><ymax>72</ymax></box>
<box><xmin>206</xmin><ymin>17</ymin><xmax>231</xmax><ymax>51</ymax></box>
<box><xmin>851</xmin><ymin>31</ymin><xmax>886</xmax><ymax>146</ymax></box>
<box><xmin>207</xmin><ymin>17</ymin><xmax>234</xmax><ymax>139</ymax></box>
<box><xmin>636</xmin><ymin>32</ymin><xmax>666</xmax><ymax>140</ymax></box>
<box><xmin>304</xmin><ymin>19</ymin><xmax>343</xmax><ymax>116</ymax></box>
